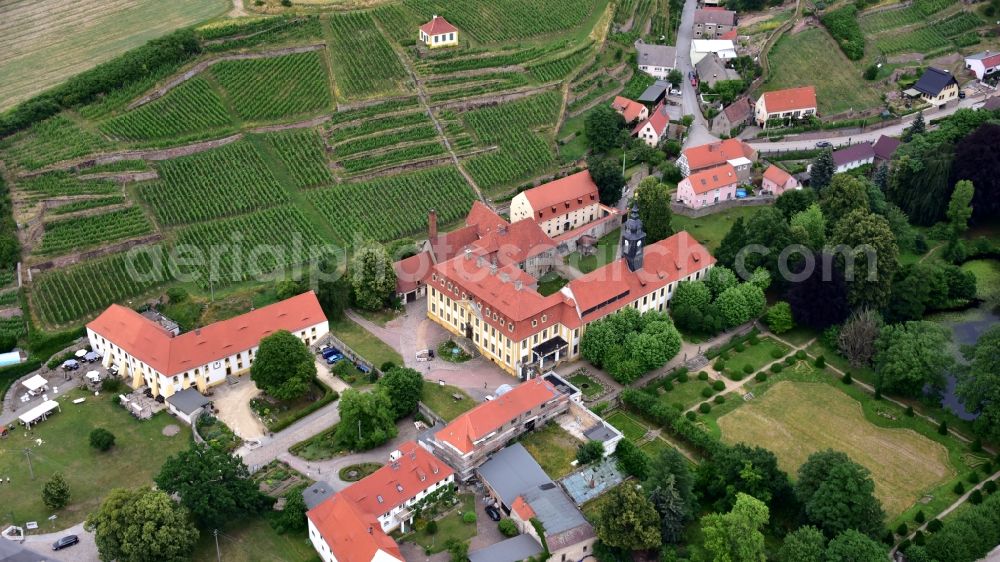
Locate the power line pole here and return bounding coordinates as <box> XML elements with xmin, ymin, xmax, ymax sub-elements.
<box><xmin>23</xmin><ymin>449</ymin><xmax>34</xmax><ymax>480</ymax></box>
<box><xmin>213</xmin><ymin>529</ymin><xmax>221</xmax><ymax>562</ymax></box>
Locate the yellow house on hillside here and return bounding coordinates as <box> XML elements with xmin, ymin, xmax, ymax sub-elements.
<box><xmin>419</xmin><ymin>15</ymin><xmax>459</xmax><ymax>48</ymax></box>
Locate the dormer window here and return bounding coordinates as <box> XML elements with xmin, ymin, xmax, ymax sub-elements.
<box><xmin>396</xmin><ymin>484</ymin><xmax>404</xmax><ymax>492</ymax></box>
<box><xmin>377</xmin><ymin>495</ymin><xmax>384</xmax><ymax>503</ymax></box>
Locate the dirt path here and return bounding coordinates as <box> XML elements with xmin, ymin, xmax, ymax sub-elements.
<box><xmin>228</xmin><ymin>0</ymin><xmax>247</xmax><ymax>17</ymax></box>
<box><xmin>212</xmin><ymin>377</ymin><xmax>267</xmax><ymax>440</ymax></box>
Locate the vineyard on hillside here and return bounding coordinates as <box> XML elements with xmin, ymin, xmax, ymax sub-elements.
<box><xmin>100</xmin><ymin>77</ymin><xmax>234</xmax><ymax>141</ymax></box>
<box><xmin>0</xmin><ymin>115</ymin><xmax>110</xmax><ymax>171</ymax></box>
<box><xmin>212</xmin><ymin>51</ymin><xmax>333</xmax><ymax>121</ymax></box>
<box><xmin>18</xmin><ymin>172</ymin><xmax>119</xmax><ymax>201</ymax></box>
<box><xmin>327</xmin><ymin>12</ymin><xmax>408</xmax><ymax>99</ymax></box>
<box><xmin>403</xmin><ymin>0</ymin><xmax>603</xmax><ymax>42</ymax></box>
<box><xmin>38</xmin><ymin>207</ymin><xmax>153</xmax><ymax>256</ymax></box>
<box><xmin>262</xmin><ymin>129</ymin><xmax>334</xmax><ymax>188</ymax></box>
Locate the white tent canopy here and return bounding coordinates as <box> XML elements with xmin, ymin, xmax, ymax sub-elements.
<box><xmin>22</xmin><ymin>374</ymin><xmax>47</xmax><ymax>393</ymax></box>
<box><xmin>86</xmin><ymin>370</ymin><xmax>101</xmax><ymax>382</ymax></box>
<box><xmin>74</xmin><ymin>349</ymin><xmax>87</xmax><ymax>358</ymax></box>
<box><xmin>18</xmin><ymin>400</ymin><xmax>60</xmax><ymax>426</ymax></box>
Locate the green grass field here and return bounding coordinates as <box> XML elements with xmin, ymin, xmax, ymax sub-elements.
<box><xmin>672</xmin><ymin>207</ymin><xmax>762</xmax><ymax>252</ymax></box>
<box><xmin>567</xmin><ymin>370</ymin><xmax>604</xmax><ymax>398</ymax></box>
<box><xmin>719</xmin><ymin>337</ymin><xmax>789</xmax><ymax>375</ymax></box>
<box><xmin>565</xmin><ymin>228</ymin><xmax>620</xmax><ymax>273</ymax></box>
<box><xmin>329</xmin><ymin>317</ymin><xmax>403</xmax><ymax>367</ymax></box>
<box><xmin>763</xmin><ymin>28</ymin><xmax>884</xmax><ymax>114</ymax></box>
<box><xmin>659</xmin><ymin>378</ymin><xmax>716</xmax><ymax>411</ymax></box>
<box><xmin>520</xmin><ymin>422</ymin><xmax>580</xmax><ymax>479</ymax></box>
<box><xmin>605</xmin><ymin>410</ymin><xmax>650</xmax><ymax>441</ymax></box>
<box><xmin>402</xmin><ymin>493</ymin><xmax>477</xmax><ymax>553</ymax></box>
<box><xmin>192</xmin><ymin>517</ymin><xmax>318</xmax><ymax>562</ymax></box>
<box><xmin>0</xmin><ymin>389</ymin><xmax>192</xmax><ymax>529</ymax></box>
<box><xmin>421</xmin><ymin>381</ymin><xmax>475</xmax><ymax>422</ymax></box>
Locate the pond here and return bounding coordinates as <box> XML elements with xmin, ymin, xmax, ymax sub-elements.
<box><xmin>926</xmin><ymin>259</ymin><xmax>1000</xmax><ymax>420</ymax></box>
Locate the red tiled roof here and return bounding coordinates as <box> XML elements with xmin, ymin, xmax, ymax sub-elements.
<box><xmin>342</xmin><ymin>441</ymin><xmax>453</xmax><ymax>515</ymax></box>
<box><xmin>394</xmin><ymin>251</ymin><xmax>434</xmax><ymax>293</ymax></box>
<box><xmin>429</xmin><ymin>225</ymin><xmax>479</xmax><ymax>263</ymax></box>
<box><xmin>682</xmin><ymin>138</ymin><xmax>754</xmax><ymax>171</ymax></box>
<box><xmin>761</xmin><ymin>86</ymin><xmax>817</xmax><ymax>113</ymax></box>
<box><xmin>763</xmin><ymin>164</ymin><xmax>793</xmax><ymax>187</ymax></box>
<box><xmin>722</xmin><ymin>96</ymin><xmax>753</xmax><ymax>123</ymax></box>
<box><xmin>307</xmin><ymin>495</ymin><xmax>402</xmax><ymax>562</ymax></box>
<box><xmin>682</xmin><ymin>163</ymin><xmax>738</xmax><ymax>195</ymax></box>
<box><xmin>435</xmin><ymin>378</ymin><xmax>560</xmax><ymax>454</ymax></box>
<box><xmin>87</xmin><ymin>292</ymin><xmax>326</xmax><ymax>377</ymax></box>
<box><xmin>512</xmin><ymin>496</ymin><xmax>536</xmax><ymax>520</ymax></box>
<box><xmin>471</xmin><ymin>219</ymin><xmax>554</xmax><ymax>267</ymax></box>
<box><xmin>983</xmin><ymin>53</ymin><xmax>1000</xmax><ymax>68</ymax></box>
<box><xmin>632</xmin><ymin>102</ymin><xmax>669</xmax><ymax>136</ymax></box>
<box><xmin>720</xmin><ymin>29</ymin><xmax>738</xmax><ymax>40</ymax></box>
<box><xmin>611</xmin><ymin>96</ymin><xmax>647</xmax><ymax>122</ymax></box>
<box><xmin>466</xmin><ymin>200</ymin><xmax>506</xmax><ymax>236</ymax></box>
<box><xmin>420</xmin><ymin>15</ymin><xmax>457</xmax><ymax>36</ymax></box>
<box><xmin>522</xmin><ymin>171</ymin><xmax>599</xmax><ymax>221</ymax></box>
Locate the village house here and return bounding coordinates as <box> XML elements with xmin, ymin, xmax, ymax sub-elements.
<box><xmin>830</xmin><ymin>142</ymin><xmax>875</xmax><ymax>173</ymax></box>
<box><xmin>676</xmin><ymin>163</ymin><xmax>740</xmax><ymax>208</ymax></box>
<box><xmin>695</xmin><ymin>53</ymin><xmax>740</xmax><ymax>87</ymax></box>
<box><xmin>635</xmin><ymin>39</ymin><xmax>677</xmax><ymax>79</ymax></box>
<box><xmin>509</xmin><ymin>171</ymin><xmax>602</xmax><ymax>237</ymax></box>
<box><xmin>912</xmin><ymin>67</ymin><xmax>960</xmax><ymax>106</ymax></box>
<box><xmin>754</xmin><ymin>85</ymin><xmax>817</xmax><ymax>128</ymax></box>
<box><xmin>964</xmin><ymin>50</ymin><xmax>1000</xmax><ymax>80</ymax></box>
<box><xmin>419</xmin><ymin>15</ymin><xmax>458</xmax><ymax>48</ymax></box>
<box><xmin>872</xmin><ymin>135</ymin><xmax>901</xmax><ymax>168</ymax></box>
<box><xmin>711</xmin><ymin>96</ymin><xmax>754</xmax><ymax>136</ymax></box>
<box><xmin>610</xmin><ymin>95</ymin><xmax>649</xmax><ymax>123</ymax></box>
<box><xmin>761</xmin><ymin>165</ymin><xmax>800</xmax><ymax>195</ymax></box>
<box><xmin>306</xmin><ymin>441</ymin><xmax>454</xmax><ymax>562</ymax></box>
<box><xmin>86</xmin><ymin>292</ymin><xmax>329</xmax><ymax>398</ymax></box>
<box><xmin>677</xmin><ymin>138</ymin><xmax>756</xmax><ymax>182</ymax></box>
<box><xmin>693</xmin><ymin>8</ymin><xmax>736</xmax><ymax>39</ymax></box>
<box><xmin>638</xmin><ymin>80</ymin><xmax>671</xmax><ymax>105</ymax></box>
<box><xmin>632</xmin><ymin>101</ymin><xmax>671</xmax><ymax>147</ymax></box>
<box><xmin>476</xmin><ymin>443</ymin><xmax>597</xmax><ymax>561</ymax></box>
<box><xmin>425</xmin><ymin>208</ymin><xmax>714</xmax><ymax>378</ymax></box>
<box><xmin>689</xmin><ymin>39</ymin><xmax>737</xmax><ymax>66</ymax></box>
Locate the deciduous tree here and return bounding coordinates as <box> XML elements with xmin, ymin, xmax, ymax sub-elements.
<box><xmin>785</xmin><ymin>251</ymin><xmax>851</xmax><ymax>330</ymax></box>
<box><xmin>585</xmin><ymin>105</ymin><xmax>626</xmax><ymax>151</ymax></box>
<box><xmin>837</xmin><ymin>309</ymin><xmax>882</xmax><ymax>368</ymax></box>
<box><xmin>700</xmin><ymin>493</ymin><xmax>769</xmax><ymax>562</ymax></box>
<box><xmin>42</xmin><ymin>472</ymin><xmax>71</xmax><ymax>511</ymax></box>
<box><xmin>824</xmin><ymin>530</ymin><xmax>888</xmax><ymax>562</ymax></box>
<box><xmin>577</xmin><ymin>440</ymin><xmax>605</xmax><ymax>464</ymax></box>
<box><xmin>336</xmin><ymin>388</ymin><xmax>398</xmax><ymax>450</ymax></box>
<box><xmin>705</xmin><ymin>266</ymin><xmax>738</xmax><ymax>299</ymax></box>
<box><xmin>251</xmin><ymin>330</ymin><xmax>316</xmax><ymax>400</ymax></box>
<box><xmin>951</xmin><ymin>123</ymin><xmax>1000</xmax><ymax>224</ymax></box>
<box><xmin>351</xmin><ymin>243</ymin><xmax>397</xmax><ymax>311</ymax></box>
<box><xmin>775</xmin><ymin>188</ymin><xmax>817</xmax><ymax>219</ymax></box>
<box><xmin>829</xmin><ymin>209</ymin><xmax>898</xmax><ymax>310</ymax></box>
<box><xmin>795</xmin><ymin>449</ymin><xmax>885</xmax><ymax>538</ymax></box>
<box><xmin>377</xmin><ymin>367</ymin><xmax>424</xmax><ymax>420</ymax></box>
<box><xmin>790</xmin><ymin>204</ymin><xmax>826</xmax><ymax>249</ymax></box>
<box><xmin>634</xmin><ymin>178</ymin><xmax>674</xmax><ymax>243</ymax></box>
<box><xmin>956</xmin><ymin>325</ymin><xmax>1000</xmax><ymax>442</ymax></box>
<box><xmin>778</xmin><ymin>525</ymin><xmax>826</xmax><ymax>562</ymax></box>
<box><xmin>765</xmin><ymin>301</ymin><xmax>794</xmax><ymax>334</ymax></box>
<box><xmin>874</xmin><ymin>321</ymin><xmax>953</xmax><ymax>397</ymax></box>
<box><xmin>588</xmin><ymin>155</ymin><xmax>625</xmax><ymax>206</ymax></box>
<box><xmin>821</xmin><ymin>175</ymin><xmax>870</xmax><ymax>231</ymax></box>
<box><xmin>946</xmin><ymin>180</ymin><xmax>974</xmax><ymax>237</ymax></box>
<box><xmin>89</xmin><ymin>428</ymin><xmax>116</xmax><ymax>451</ymax></box>
<box><xmin>86</xmin><ymin>487</ymin><xmax>199</xmax><ymax>562</ymax></box>
<box><xmin>698</xmin><ymin>444</ymin><xmax>792</xmax><ymax>511</ymax></box>
<box><xmin>595</xmin><ymin>483</ymin><xmax>662</xmax><ymax>551</ymax></box>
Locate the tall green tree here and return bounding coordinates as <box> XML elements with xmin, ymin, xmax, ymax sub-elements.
<box><xmin>887</xmin><ymin>144</ymin><xmax>955</xmax><ymax>225</ymax></box>
<box><xmin>705</xmin><ymin>266</ymin><xmax>738</xmax><ymax>299</ymax></box>
<box><xmin>716</xmin><ymin>285</ymin><xmax>751</xmax><ymax>328</ymax></box>
<box><xmin>946</xmin><ymin>180</ymin><xmax>974</xmax><ymax>237</ymax></box>
<box><xmin>634</xmin><ymin>177</ymin><xmax>674</xmax><ymax>243</ymax></box>
<box><xmin>874</xmin><ymin>321</ymin><xmax>953</xmax><ymax>397</ymax></box>
<box><xmin>785</xmin><ymin>251</ymin><xmax>851</xmax><ymax>330</ymax></box>
<box><xmin>775</xmin><ymin>188</ymin><xmax>817</xmax><ymax>219</ymax></box>
<box><xmin>250</xmin><ymin>330</ymin><xmax>317</xmax><ymax>400</ymax></box>
<box><xmin>873</xmin><ymin>163</ymin><xmax>890</xmax><ymax>191</ymax></box>
<box><xmin>795</xmin><ymin>450</ymin><xmax>885</xmax><ymax>538</ymax></box>
<box><xmin>585</xmin><ymin>105</ymin><xmax>627</xmax><ymax>150</ymax></box>
<box><xmin>821</xmin><ymin>175</ymin><xmax>870</xmax><ymax>231</ymax></box>
<box><xmin>698</xmin><ymin>444</ymin><xmax>792</xmax><ymax>511</ymax></box>
<box><xmin>672</xmin><ymin>280</ymin><xmax>712</xmax><ymax>309</ymax></box>
<box><xmin>790</xmin><ymin>204</ymin><xmax>826</xmax><ymax>249</ymax></box>
<box><xmin>376</xmin><ymin>367</ymin><xmax>424</xmax><ymax>419</ymax></box>
<box><xmin>829</xmin><ymin>208</ymin><xmax>898</xmax><ymax>310</ymax></box>
<box><xmin>86</xmin><ymin>487</ymin><xmax>199</xmax><ymax>562</ymax></box>
<box><xmin>351</xmin><ymin>243</ymin><xmax>396</xmax><ymax>311</ymax></box>
<box><xmin>765</xmin><ymin>301</ymin><xmax>794</xmax><ymax>334</ymax></box>
<box><xmin>777</xmin><ymin>526</ymin><xmax>826</xmax><ymax>562</ymax></box>
<box><xmin>700</xmin><ymin>493</ymin><xmax>769</xmax><ymax>562</ymax></box>
<box><xmin>588</xmin><ymin>155</ymin><xmax>626</xmax><ymax>205</ymax></box>
<box><xmin>645</xmin><ymin>448</ymin><xmax>696</xmax><ymax>543</ymax></box>
<box><xmin>155</xmin><ymin>443</ymin><xmax>269</xmax><ymax>529</ymax></box>
<box><xmin>336</xmin><ymin>388</ymin><xmax>398</xmax><ymax>450</ymax></box>
<box><xmin>667</xmin><ymin>69</ymin><xmax>684</xmax><ymax>88</ymax></box>
<box><xmin>903</xmin><ymin>110</ymin><xmax>926</xmax><ymax>141</ymax></box>
<box><xmin>716</xmin><ymin>216</ymin><xmax>748</xmax><ymax>269</ymax></box>
<box><xmin>955</xmin><ymin>325</ymin><xmax>1000</xmax><ymax>442</ymax></box>
<box><xmin>809</xmin><ymin>149</ymin><xmax>835</xmax><ymax>191</ymax></box>
<box><xmin>824</xmin><ymin>530</ymin><xmax>888</xmax><ymax>562</ymax></box>
<box><xmin>314</xmin><ymin>254</ymin><xmax>352</xmax><ymax>321</ymax></box>
<box><xmin>42</xmin><ymin>472</ymin><xmax>71</xmax><ymax>511</ymax></box>
<box><xmin>595</xmin><ymin>483</ymin><xmax>662</xmax><ymax>551</ymax></box>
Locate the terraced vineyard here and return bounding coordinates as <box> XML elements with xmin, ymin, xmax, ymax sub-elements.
<box><xmin>307</xmin><ymin>166</ymin><xmax>475</xmax><ymax>241</ymax></box>
<box><xmin>464</xmin><ymin>131</ymin><xmax>555</xmax><ymax>189</ymax></box>
<box><xmin>17</xmin><ymin>173</ymin><xmax>119</xmax><ymax>200</ymax></box>
<box><xmin>327</xmin><ymin>12</ymin><xmax>408</xmax><ymax>99</ymax></box>
<box><xmin>49</xmin><ymin>196</ymin><xmax>126</xmax><ymax>216</ymax></box>
<box><xmin>32</xmin><ymin>247</ymin><xmax>168</xmax><ymax>326</ymax></box>
<box><xmin>175</xmin><ymin>206</ymin><xmax>324</xmax><ymax>288</ymax></box>
<box><xmin>338</xmin><ymin>141</ymin><xmax>446</xmax><ymax>174</ymax></box>
<box><xmin>212</xmin><ymin>51</ymin><xmax>332</xmax><ymax>121</ymax></box>
<box><xmin>859</xmin><ymin>6</ymin><xmax>926</xmax><ymax>33</ymax></box>
<box><xmin>372</xmin><ymin>5</ymin><xmax>422</xmax><ymax>44</ymax></box>
<box><xmin>100</xmin><ymin>77</ymin><xmax>233</xmax><ymax>140</ymax></box>
<box><xmin>875</xmin><ymin>26</ymin><xmax>952</xmax><ymax>54</ymax></box>
<box><xmin>38</xmin><ymin>207</ymin><xmax>153</xmax><ymax>256</ymax></box>
<box><xmin>527</xmin><ymin>47</ymin><xmax>592</xmax><ymax>82</ymax></box>
<box><xmin>0</xmin><ymin>316</ymin><xmax>27</xmax><ymax>339</ymax></box>
<box><xmin>141</xmin><ymin>141</ymin><xmax>287</xmax><ymax>224</ymax></box>
<box><xmin>0</xmin><ymin>115</ymin><xmax>110</xmax><ymax>171</ymax></box>
<box><xmin>333</xmin><ymin>125</ymin><xmax>438</xmax><ymax>158</ymax></box>
<box><xmin>463</xmin><ymin>92</ymin><xmax>562</xmax><ymax>141</ymax></box>
<box><xmin>263</xmin><ymin>129</ymin><xmax>333</xmax><ymax>188</ymax></box>
<box><xmin>404</xmin><ymin>0</ymin><xmax>602</xmax><ymax>42</ymax></box>
<box><xmin>327</xmin><ymin>111</ymin><xmax>430</xmax><ymax>142</ymax></box>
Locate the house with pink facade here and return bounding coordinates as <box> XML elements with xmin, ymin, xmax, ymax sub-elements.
<box><xmin>761</xmin><ymin>165</ymin><xmax>800</xmax><ymax>195</ymax></box>
<box><xmin>676</xmin><ymin>163</ymin><xmax>738</xmax><ymax>208</ymax></box>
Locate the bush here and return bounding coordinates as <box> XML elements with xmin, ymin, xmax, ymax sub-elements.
<box><xmin>712</xmin><ymin>380</ymin><xmax>725</xmax><ymax>391</ymax></box>
<box><xmin>755</xmin><ymin>372</ymin><xmax>767</xmax><ymax>382</ymax></box>
<box><xmin>663</xmin><ymin>380</ymin><xmax>674</xmax><ymax>391</ymax></box>
<box><xmin>749</xmin><ymin>334</ymin><xmax>759</xmax><ymax>345</ymax></box>
<box><xmin>380</xmin><ymin>361</ymin><xmax>397</xmax><ymax>372</ymax></box>
<box><xmin>821</xmin><ymin>5</ymin><xmax>865</xmax><ymax>60</ymax></box>
<box><xmin>101</xmin><ymin>377</ymin><xmax>124</xmax><ymax>393</ymax></box>
<box><xmin>699</xmin><ymin>402</ymin><xmax>712</xmax><ymax>414</ymax></box>
<box><xmin>905</xmin><ymin>406</ymin><xmax>914</xmax><ymax>417</ymax></box>
<box><xmin>771</xmin><ymin>363</ymin><xmax>783</xmax><ymax>373</ymax></box>
<box><xmin>577</xmin><ymin>440</ymin><xmax>605</xmax><ymax>465</ymax></box>
<box><xmin>730</xmin><ymin>371</ymin><xmax>744</xmax><ymax>381</ymax></box>
<box><xmin>914</xmin><ymin>510</ymin><xmax>925</xmax><ymax>524</ymax></box>
<box><xmin>971</xmin><ymin>438</ymin><xmax>983</xmax><ymax>452</ymax></box>
<box><xmin>685</xmin><ymin>410</ymin><xmax>697</xmax><ymax>421</ymax></box>
<box><xmin>938</xmin><ymin>420</ymin><xmax>948</xmax><ymax>435</ymax></box>
<box><xmin>914</xmin><ymin>530</ymin><xmax>925</xmax><ymax>546</ymax></box>
<box><xmin>89</xmin><ymin>428</ymin><xmax>116</xmax><ymax>451</ymax></box>
<box><xmin>842</xmin><ymin>372</ymin><xmax>853</xmax><ymax>385</ymax></box>
<box><xmin>770</xmin><ymin>349</ymin><xmax>784</xmax><ymax>359</ymax></box>
<box><xmin>714</xmin><ymin>360</ymin><xmax>726</xmax><ymax>371</ymax></box>
<box><xmin>954</xmin><ymin>482</ymin><xmax>966</xmax><ymax>495</ymax></box>
<box><xmin>742</xmin><ymin>364</ymin><xmax>753</xmax><ymax>374</ymax></box>
<box><xmin>984</xmin><ymin>480</ymin><xmax>998</xmax><ymax>494</ymax></box>
<box><xmin>927</xmin><ymin>519</ymin><xmax>943</xmax><ymax>532</ymax></box>
<box><xmin>874</xmin><ymin>388</ymin><xmax>882</xmax><ymax>400</ymax></box>
<box><xmin>462</xmin><ymin>512</ymin><xmax>476</xmax><ymax>524</ymax></box>
<box><xmin>967</xmin><ymin>471</ymin><xmax>980</xmax><ymax>485</ymax></box>
<box><xmin>898</xmin><ymin>539</ymin><xmax>911</xmax><ymax>551</ymax></box>
<box><xmin>795</xmin><ymin>350</ymin><xmax>806</xmax><ymax>360</ymax></box>
<box><xmin>897</xmin><ymin>522</ymin><xmax>908</xmax><ymax>536</ymax></box>
<box><xmin>734</xmin><ymin>343</ymin><xmax>745</xmax><ymax>352</ymax></box>
<box><xmin>784</xmin><ymin>356</ymin><xmax>796</xmax><ymax>366</ymax></box>
<box><xmin>426</xmin><ymin>520</ymin><xmax>438</xmax><ymax>535</ymax></box>
<box><xmin>498</xmin><ymin>519</ymin><xmax>518</xmax><ymax>537</ymax></box>
<box><xmin>714</xmin><ymin>395</ymin><xmax>725</xmax><ymax>404</ymax></box>
<box><xmin>814</xmin><ymin>355</ymin><xmax>826</xmax><ymax>368</ymax></box>
<box><xmin>701</xmin><ymin>387</ymin><xmax>714</xmax><ymax>398</ymax></box>
<box><xmin>969</xmin><ymin>489</ymin><xmax>984</xmax><ymax>504</ymax></box>
<box><xmin>698</xmin><ymin>371</ymin><xmax>709</xmax><ymax>381</ymax></box>
<box><xmin>677</xmin><ymin>372</ymin><xmax>689</xmax><ymax>383</ymax></box>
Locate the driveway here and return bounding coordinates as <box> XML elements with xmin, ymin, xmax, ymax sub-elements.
<box><xmin>21</xmin><ymin>522</ymin><xmax>98</xmax><ymax>562</ymax></box>
<box><xmin>237</xmin><ymin>396</ymin><xmax>341</xmax><ymax>471</ymax></box>
<box><xmin>211</xmin><ymin>376</ymin><xmax>266</xmax><ymax>440</ymax></box>
<box><xmin>675</xmin><ymin>0</ymin><xmax>719</xmax><ymax>147</ymax></box>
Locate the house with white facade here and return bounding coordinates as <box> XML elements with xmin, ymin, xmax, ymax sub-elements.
<box><xmin>635</xmin><ymin>39</ymin><xmax>677</xmax><ymax>79</ymax></box>
<box><xmin>965</xmin><ymin>51</ymin><xmax>1000</xmax><ymax>80</ymax></box>
<box><xmin>509</xmin><ymin>171</ymin><xmax>601</xmax><ymax>237</ymax></box>
<box><xmin>632</xmin><ymin>102</ymin><xmax>670</xmax><ymax>147</ymax></box>
<box><xmin>689</xmin><ymin>39</ymin><xmax>737</xmax><ymax>66</ymax></box>
<box><xmin>419</xmin><ymin>15</ymin><xmax>458</xmax><ymax>48</ymax></box>
<box><xmin>86</xmin><ymin>291</ymin><xmax>329</xmax><ymax>398</ymax></box>
<box><xmin>830</xmin><ymin>142</ymin><xmax>876</xmax><ymax>173</ymax></box>
<box><xmin>754</xmin><ymin>85</ymin><xmax>817</xmax><ymax>128</ymax></box>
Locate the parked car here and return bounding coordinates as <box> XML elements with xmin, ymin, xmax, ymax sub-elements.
<box><xmin>484</xmin><ymin>505</ymin><xmax>502</xmax><ymax>521</ymax></box>
<box><xmin>356</xmin><ymin>363</ymin><xmax>371</xmax><ymax>374</ymax></box>
<box><xmin>325</xmin><ymin>353</ymin><xmax>344</xmax><ymax>365</ymax></box>
<box><xmin>53</xmin><ymin>535</ymin><xmax>79</xmax><ymax>551</ymax></box>
<box><xmin>815</xmin><ymin>140</ymin><xmax>832</xmax><ymax>148</ymax></box>
<box><xmin>321</xmin><ymin>347</ymin><xmax>341</xmax><ymax>359</ymax></box>
<box><xmin>958</xmin><ymin>90</ymin><xmax>966</xmax><ymax>99</ymax></box>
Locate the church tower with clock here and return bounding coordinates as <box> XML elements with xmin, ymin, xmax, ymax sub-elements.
<box><xmin>621</xmin><ymin>205</ymin><xmax>646</xmax><ymax>272</ymax></box>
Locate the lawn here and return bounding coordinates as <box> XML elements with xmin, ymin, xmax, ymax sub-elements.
<box><xmin>605</xmin><ymin>410</ymin><xmax>650</xmax><ymax>442</ymax></box>
<box><xmin>403</xmin><ymin>493</ymin><xmax>477</xmax><ymax>553</ymax></box>
<box><xmin>658</xmin><ymin>378</ymin><xmax>717</xmax><ymax>411</ymax></box>
<box><xmin>567</xmin><ymin>369</ymin><xmax>604</xmax><ymax>398</ymax></box>
<box><xmin>520</xmin><ymin>422</ymin><xmax>580</xmax><ymax>479</ymax></box>
<box><xmin>763</xmin><ymin>28</ymin><xmax>885</xmax><ymax>114</ymax></box>
<box><xmin>329</xmin><ymin>316</ymin><xmax>403</xmax><ymax>367</ymax></box>
<box><xmin>421</xmin><ymin>381</ymin><xmax>475</xmax><ymax>422</ymax></box>
<box><xmin>288</xmin><ymin>424</ymin><xmax>346</xmax><ymax>461</ymax></box>
<box><xmin>565</xmin><ymin>228</ymin><xmax>620</xmax><ymax>273</ymax></box>
<box><xmin>537</xmin><ymin>271</ymin><xmax>569</xmax><ymax>296</ymax></box>
<box><xmin>672</xmin><ymin>206</ymin><xmax>762</xmax><ymax>252</ymax></box>
<box><xmin>717</xmin><ymin>381</ymin><xmax>955</xmax><ymax>517</ymax></box>
<box><xmin>639</xmin><ymin>436</ymin><xmax>674</xmax><ymax>458</ymax></box>
<box><xmin>192</xmin><ymin>516</ymin><xmax>318</xmax><ymax>562</ymax></box>
<box><xmin>0</xmin><ymin>389</ymin><xmax>192</xmax><ymax>529</ymax></box>
<box><xmin>717</xmin><ymin>336</ymin><xmax>789</xmax><ymax>376</ymax></box>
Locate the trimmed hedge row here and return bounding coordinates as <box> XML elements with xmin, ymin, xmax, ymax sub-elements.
<box><xmin>620</xmin><ymin>387</ymin><xmax>722</xmax><ymax>456</ymax></box>
<box><xmin>705</xmin><ymin>327</ymin><xmax>761</xmax><ymax>360</ymax></box>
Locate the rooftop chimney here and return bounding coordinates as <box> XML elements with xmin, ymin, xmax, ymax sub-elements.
<box><xmin>428</xmin><ymin>209</ymin><xmax>438</xmax><ymax>240</ymax></box>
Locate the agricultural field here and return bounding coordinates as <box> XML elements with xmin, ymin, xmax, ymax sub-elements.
<box><xmin>0</xmin><ymin>115</ymin><xmax>110</xmax><ymax>171</ymax></box>
<box><xmin>0</xmin><ymin>0</ymin><xmax>228</xmax><ymax>111</ymax></box>
<box><xmin>38</xmin><ymin>206</ymin><xmax>153</xmax><ymax>256</ymax></box>
<box><xmin>403</xmin><ymin>0</ymin><xmax>605</xmax><ymax>42</ymax></box>
<box><xmin>100</xmin><ymin>77</ymin><xmax>234</xmax><ymax>141</ymax></box>
<box><xmin>260</xmin><ymin>129</ymin><xmax>334</xmax><ymax>188</ymax></box>
<box><xmin>327</xmin><ymin>12</ymin><xmax>408</xmax><ymax>99</ymax></box>
<box><xmin>306</xmin><ymin>166</ymin><xmax>475</xmax><ymax>242</ymax></box>
<box><xmin>48</xmin><ymin>196</ymin><xmax>127</xmax><ymax>216</ymax></box>
<box><xmin>15</xmin><ymin>173</ymin><xmax>119</xmax><ymax>202</ymax></box>
<box><xmin>716</xmin><ymin>381</ymin><xmax>954</xmax><ymax>517</ymax></box>
<box><xmin>141</xmin><ymin>141</ymin><xmax>288</xmax><ymax>224</ymax></box>
<box><xmin>211</xmin><ymin>51</ymin><xmax>333</xmax><ymax>121</ymax></box>
<box><xmin>764</xmin><ymin>28</ymin><xmax>884</xmax><ymax>114</ymax></box>
<box><xmin>337</xmin><ymin>141</ymin><xmax>446</xmax><ymax>175</ymax></box>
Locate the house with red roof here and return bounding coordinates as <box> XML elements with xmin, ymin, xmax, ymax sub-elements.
<box><xmin>676</xmin><ymin>163</ymin><xmax>740</xmax><ymax>208</ymax></box>
<box><xmin>632</xmin><ymin>101</ymin><xmax>671</xmax><ymax>147</ymax></box>
<box><xmin>610</xmin><ymin>96</ymin><xmax>649</xmax><ymax>123</ymax></box>
<box><xmin>677</xmin><ymin>138</ymin><xmax>756</xmax><ymax>182</ymax></box>
<box><xmin>754</xmin><ymin>86</ymin><xmax>817</xmax><ymax>128</ymax></box>
<box><xmin>86</xmin><ymin>292</ymin><xmax>328</xmax><ymax>398</ymax></box>
<box><xmin>965</xmin><ymin>50</ymin><xmax>1000</xmax><ymax>80</ymax></box>
<box><xmin>307</xmin><ymin>441</ymin><xmax>454</xmax><ymax>562</ymax></box>
<box><xmin>830</xmin><ymin>142</ymin><xmax>876</xmax><ymax>173</ymax></box>
<box><xmin>419</xmin><ymin>15</ymin><xmax>458</xmax><ymax>48</ymax></box>
<box><xmin>761</xmin><ymin>164</ymin><xmax>800</xmax><ymax>195</ymax></box>
<box><xmin>509</xmin><ymin>170</ymin><xmax>603</xmax><ymax>237</ymax></box>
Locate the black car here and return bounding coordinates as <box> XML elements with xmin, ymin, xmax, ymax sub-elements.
<box><xmin>815</xmin><ymin>140</ymin><xmax>832</xmax><ymax>148</ymax></box>
<box><xmin>484</xmin><ymin>505</ymin><xmax>502</xmax><ymax>521</ymax></box>
<box><xmin>53</xmin><ymin>535</ymin><xmax>79</xmax><ymax>551</ymax></box>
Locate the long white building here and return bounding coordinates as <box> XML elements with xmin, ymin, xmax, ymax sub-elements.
<box><xmin>86</xmin><ymin>291</ymin><xmax>329</xmax><ymax>398</ymax></box>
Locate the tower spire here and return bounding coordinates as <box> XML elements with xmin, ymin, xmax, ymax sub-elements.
<box><xmin>621</xmin><ymin>205</ymin><xmax>646</xmax><ymax>272</ymax></box>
